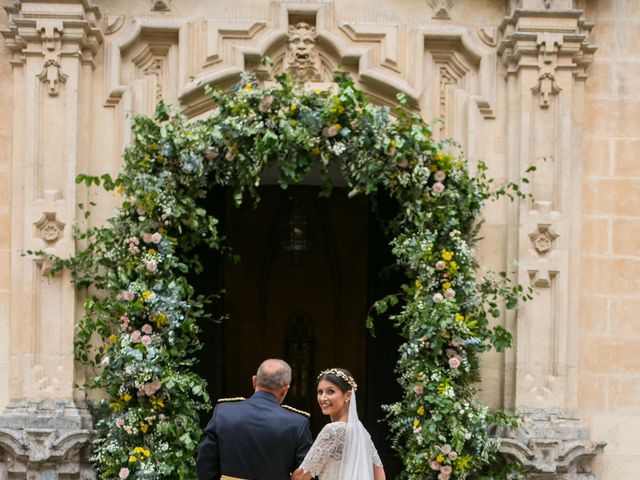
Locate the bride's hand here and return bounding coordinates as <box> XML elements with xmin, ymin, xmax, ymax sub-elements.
<box><xmin>291</xmin><ymin>467</ymin><xmax>311</xmax><ymax>480</ymax></box>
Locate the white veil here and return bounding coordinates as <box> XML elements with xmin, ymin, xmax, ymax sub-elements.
<box><xmin>338</xmin><ymin>392</ymin><xmax>374</xmax><ymax>480</ymax></box>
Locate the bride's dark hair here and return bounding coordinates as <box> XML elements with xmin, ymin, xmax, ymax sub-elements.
<box><xmin>317</xmin><ymin>367</ymin><xmax>357</xmax><ymax>392</ymax></box>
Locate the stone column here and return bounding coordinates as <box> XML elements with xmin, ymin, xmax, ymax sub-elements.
<box><xmin>0</xmin><ymin>1</ymin><xmax>101</xmax><ymax>478</ymax></box>
<box><xmin>497</xmin><ymin>1</ymin><xmax>605</xmax><ymax>478</ymax></box>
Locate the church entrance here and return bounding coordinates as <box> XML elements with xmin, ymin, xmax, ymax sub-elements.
<box><xmin>195</xmin><ymin>185</ymin><xmax>403</xmax><ymax>474</ymax></box>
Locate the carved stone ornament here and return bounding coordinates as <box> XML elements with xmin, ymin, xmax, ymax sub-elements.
<box><xmin>286</xmin><ymin>22</ymin><xmax>321</xmax><ymax>82</ymax></box>
<box><xmin>499</xmin><ymin>410</ymin><xmax>606</xmax><ymax>479</ymax></box>
<box><xmin>34</xmin><ymin>212</ymin><xmax>65</xmax><ymax>244</ymax></box>
<box><xmin>428</xmin><ymin>0</ymin><xmax>454</xmax><ymax>19</ymax></box>
<box><xmin>0</xmin><ymin>400</ymin><xmax>95</xmax><ymax>479</ymax></box>
<box><xmin>151</xmin><ymin>0</ymin><xmax>171</xmax><ymax>12</ymax></box>
<box><xmin>530</xmin><ymin>223</ymin><xmax>559</xmax><ymax>255</ymax></box>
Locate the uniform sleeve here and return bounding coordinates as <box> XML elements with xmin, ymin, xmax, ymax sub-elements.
<box><xmin>294</xmin><ymin>418</ymin><xmax>314</xmax><ymax>468</ymax></box>
<box><xmin>299</xmin><ymin>423</ymin><xmax>345</xmax><ymax>476</ymax></box>
<box><xmin>196</xmin><ymin>405</ymin><xmax>221</xmax><ymax>480</ymax></box>
<box><xmin>369</xmin><ymin>437</ymin><xmax>383</xmax><ymax>468</ymax></box>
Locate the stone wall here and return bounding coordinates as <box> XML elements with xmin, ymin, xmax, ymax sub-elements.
<box><xmin>580</xmin><ymin>0</ymin><xmax>640</xmax><ymax>477</ymax></box>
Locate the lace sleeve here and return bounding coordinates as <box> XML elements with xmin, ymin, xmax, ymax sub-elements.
<box><xmin>370</xmin><ymin>438</ymin><xmax>383</xmax><ymax>468</ymax></box>
<box><xmin>299</xmin><ymin>422</ymin><xmax>346</xmax><ymax>476</ymax></box>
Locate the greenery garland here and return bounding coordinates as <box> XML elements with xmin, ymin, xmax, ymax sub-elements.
<box><xmin>46</xmin><ymin>72</ymin><xmax>532</xmax><ymax>479</ymax></box>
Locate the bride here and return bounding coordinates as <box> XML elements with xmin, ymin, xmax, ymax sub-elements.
<box><xmin>292</xmin><ymin>368</ymin><xmax>386</xmax><ymax>480</ymax></box>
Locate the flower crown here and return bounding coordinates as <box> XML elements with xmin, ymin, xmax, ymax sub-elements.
<box><xmin>318</xmin><ymin>368</ymin><xmax>358</xmax><ymax>391</ymax></box>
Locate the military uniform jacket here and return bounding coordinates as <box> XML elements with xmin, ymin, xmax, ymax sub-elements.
<box><xmin>196</xmin><ymin>391</ymin><xmax>313</xmax><ymax>480</ymax></box>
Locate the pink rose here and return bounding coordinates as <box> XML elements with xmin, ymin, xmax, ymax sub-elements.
<box><xmin>322</xmin><ymin>126</ymin><xmax>338</xmax><ymax>138</ymax></box>
<box><xmin>101</xmin><ymin>356</ymin><xmax>110</xmax><ymax>366</ymax></box>
<box><xmin>142</xmin><ymin>232</ymin><xmax>153</xmax><ymax>243</ymax></box>
<box><xmin>144</xmin><ymin>380</ymin><xmax>161</xmax><ymax>396</ymax></box>
<box><xmin>435</xmin><ymin>260</ymin><xmax>446</xmax><ymax>271</ymax></box>
<box><xmin>146</xmin><ymin>260</ymin><xmax>157</xmax><ymax>272</ymax></box>
<box><xmin>444</xmin><ymin>288</ymin><xmax>456</xmax><ymax>299</ymax></box>
<box><xmin>123</xmin><ymin>291</ymin><xmax>134</xmax><ymax>301</ymax></box>
<box><xmin>438</xmin><ymin>473</ymin><xmax>450</xmax><ymax>480</ymax></box>
<box><xmin>151</xmin><ymin>232</ymin><xmax>162</xmax><ymax>243</ymax></box>
<box><xmin>441</xmin><ymin>465</ymin><xmax>452</xmax><ymax>475</ymax></box>
<box><xmin>142</xmin><ymin>335</ymin><xmax>152</xmax><ymax>346</ymax></box>
<box><xmin>434</xmin><ymin>170</ymin><xmax>446</xmax><ymax>182</ymax></box>
<box><xmin>158</xmin><ymin>414</ymin><xmax>166</xmax><ymax>421</ymax></box>
<box><xmin>116</xmin><ymin>418</ymin><xmax>125</xmax><ymax>427</ymax></box>
<box><xmin>225</xmin><ymin>151</ymin><xmax>235</xmax><ymax>161</ymax></box>
<box><xmin>413</xmin><ymin>426</ymin><xmax>422</xmax><ymax>433</ymax></box>
<box><xmin>433</xmin><ymin>293</ymin><xmax>444</xmax><ymax>303</ymax></box>
<box><xmin>131</xmin><ymin>330</ymin><xmax>141</xmax><ymax>343</ymax></box>
<box><xmin>413</xmin><ymin>385</ymin><xmax>424</xmax><ymax>395</ymax></box>
<box><xmin>448</xmin><ymin>451</ymin><xmax>458</xmax><ymax>461</ymax></box>
<box><xmin>259</xmin><ymin>95</ymin><xmax>274</xmax><ymax>113</ymax></box>
<box><xmin>432</xmin><ymin>182</ymin><xmax>445</xmax><ymax>193</ymax></box>
<box><xmin>399</xmin><ymin>159</ymin><xmax>409</xmax><ymax>168</ymax></box>
<box><xmin>141</xmin><ymin>324</ymin><xmax>153</xmax><ymax>334</ymax></box>
<box><xmin>430</xmin><ymin>460</ymin><xmax>441</xmax><ymax>471</ymax></box>
<box><xmin>442</xmin><ymin>444</ymin><xmax>452</xmax><ymax>454</ymax></box>
<box><xmin>449</xmin><ymin>357</ymin><xmax>461</xmax><ymax>369</ymax></box>
<box><xmin>119</xmin><ymin>467</ymin><xmax>130</xmax><ymax>479</ymax></box>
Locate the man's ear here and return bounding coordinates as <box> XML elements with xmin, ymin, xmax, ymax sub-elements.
<box><xmin>252</xmin><ymin>375</ymin><xmax>257</xmax><ymax>390</ymax></box>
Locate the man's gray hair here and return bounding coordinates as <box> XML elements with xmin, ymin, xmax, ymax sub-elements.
<box><xmin>256</xmin><ymin>359</ymin><xmax>292</xmax><ymax>390</ymax></box>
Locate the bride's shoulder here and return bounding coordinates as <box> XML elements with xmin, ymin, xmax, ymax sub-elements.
<box><xmin>319</xmin><ymin>421</ymin><xmax>347</xmax><ymax>437</ymax></box>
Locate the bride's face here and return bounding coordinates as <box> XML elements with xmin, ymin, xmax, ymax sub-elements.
<box><xmin>317</xmin><ymin>379</ymin><xmax>351</xmax><ymax>419</ymax></box>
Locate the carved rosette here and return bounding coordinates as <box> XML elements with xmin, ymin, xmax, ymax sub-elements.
<box><xmin>34</xmin><ymin>212</ymin><xmax>65</xmax><ymax>244</ymax></box>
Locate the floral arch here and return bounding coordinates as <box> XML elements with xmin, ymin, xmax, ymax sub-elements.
<box><xmin>57</xmin><ymin>72</ymin><xmax>530</xmax><ymax>479</ymax></box>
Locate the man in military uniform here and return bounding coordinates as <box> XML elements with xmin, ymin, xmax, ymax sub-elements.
<box><xmin>196</xmin><ymin>359</ymin><xmax>313</xmax><ymax>480</ymax></box>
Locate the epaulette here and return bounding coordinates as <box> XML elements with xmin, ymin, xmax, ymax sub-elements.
<box><xmin>217</xmin><ymin>397</ymin><xmax>245</xmax><ymax>403</ymax></box>
<box><xmin>282</xmin><ymin>404</ymin><xmax>310</xmax><ymax>417</ymax></box>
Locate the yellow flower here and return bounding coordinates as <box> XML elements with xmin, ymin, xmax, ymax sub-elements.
<box><xmin>442</xmin><ymin>249</ymin><xmax>454</xmax><ymax>261</ymax></box>
<box><xmin>142</xmin><ymin>291</ymin><xmax>154</xmax><ymax>301</ymax></box>
<box><xmin>455</xmin><ymin>313</ymin><xmax>464</xmax><ymax>322</ymax></box>
<box><xmin>436</xmin><ymin>454</ymin><xmax>445</xmax><ymax>463</ymax></box>
<box><xmin>314</xmin><ymin>88</ymin><xmax>323</xmax><ymax>94</ymax></box>
<box><xmin>109</xmin><ymin>401</ymin><xmax>123</xmax><ymax>412</ymax></box>
<box><xmin>140</xmin><ymin>423</ymin><xmax>149</xmax><ymax>433</ymax></box>
<box><xmin>129</xmin><ymin>455</ymin><xmax>137</xmax><ymax>463</ymax></box>
<box><xmin>149</xmin><ymin>143</ymin><xmax>159</xmax><ymax>151</ymax></box>
<box><xmin>390</xmin><ymin>139</ymin><xmax>397</xmax><ymax>148</ymax></box>
<box><xmin>442</xmin><ymin>282</ymin><xmax>452</xmax><ymax>290</ymax></box>
<box><xmin>152</xmin><ymin>313</ymin><xmax>168</xmax><ymax>327</ymax></box>
<box><xmin>121</xmin><ymin>393</ymin><xmax>132</xmax><ymax>402</ymax></box>
<box><xmin>415</xmin><ymin>279</ymin><xmax>422</xmax><ymax>289</ymax></box>
<box><xmin>150</xmin><ymin>396</ymin><xmax>165</xmax><ymax>409</ymax></box>
<box><xmin>244</xmin><ymin>83</ymin><xmax>253</xmax><ymax>91</ymax></box>
<box><xmin>291</xmin><ymin>120</ymin><xmax>298</xmax><ymax>127</ymax></box>
<box><xmin>147</xmin><ymin>249</ymin><xmax>157</xmax><ymax>256</ymax></box>
<box><xmin>290</xmin><ymin>103</ymin><xmax>297</xmax><ymax>112</ymax></box>
<box><xmin>450</xmin><ymin>261</ymin><xmax>457</xmax><ymax>269</ymax></box>
<box><xmin>109</xmin><ymin>334</ymin><xmax>117</xmax><ymax>344</ymax></box>
<box><xmin>334</xmin><ymin>123</ymin><xmax>342</xmax><ymax>131</ymax></box>
<box><xmin>417</xmin><ymin>406</ymin><xmax>425</xmax><ymax>416</ymax></box>
<box><xmin>116</xmin><ymin>186</ymin><xmax>125</xmax><ymax>195</ymax></box>
<box><xmin>434</xmin><ymin>152</ymin><xmax>443</xmax><ymax>161</ymax></box>
<box><xmin>413</xmin><ymin>419</ymin><xmax>420</xmax><ymax>429</ymax></box>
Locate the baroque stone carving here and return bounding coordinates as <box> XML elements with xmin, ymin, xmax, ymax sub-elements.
<box><xmin>36</xmin><ymin>23</ymin><xmax>67</xmax><ymax>96</ymax></box>
<box><xmin>500</xmin><ymin>410</ymin><xmax>606</xmax><ymax>479</ymax></box>
<box><xmin>0</xmin><ymin>400</ymin><xmax>95</xmax><ymax>479</ymax></box>
<box><xmin>428</xmin><ymin>0</ymin><xmax>454</xmax><ymax>19</ymax></box>
<box><xmin>34</xmin><ymin>212</ymin><xmax>65</xmax><ymax>244</ymax></box>
<box><xmin>285</xmin><ymin>22</ymin><xmax>321</xmax><ymax>82</ymax></box>
<box><xmin>530</xmin><ymin>224</ymin><xmax>559</xmax><ymax>255</ymax></box>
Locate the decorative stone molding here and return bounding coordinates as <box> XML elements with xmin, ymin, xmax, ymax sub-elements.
<box><xmin>285</xmin><ymin>21</ymin><xmax>322</xmax><ymax>82</ymax></box>
<box><xmin>1</xmin><ymin>0</ymin><xmax>102</xmax><ymax>70</ymax></box>
<box><xmin>428</xmin><ymin>0</ymin><xmax>454</xmax><ymax>20</ymax></box>
<box><xmin>500</xmin><ymin>410</ymin><xmax>606</xmax><ymax>479</ymax></box>
<box><xmin>498</xmin><ymin>4</ymin><xmax>595</xmax><ymax>412</ymax></box>
<box><xmin>34</xmin><ymin>212</ymin><xmax>65</xmax><ymax>244</ymax></box>
<box><xmin>0</xmin><ymin>400</ymin><xmax>95</xmax><ymax>479</ymax></box>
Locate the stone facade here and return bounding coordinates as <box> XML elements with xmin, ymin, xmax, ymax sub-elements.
<box><xmin>0</xmin><ymin>0</ymin><xmax>637</xmax><ymax>478</ymax></box>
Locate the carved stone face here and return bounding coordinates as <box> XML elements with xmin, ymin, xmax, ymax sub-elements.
<box><xmin>287</xmin><ymin>22</ymin><xmax>318</xmax><ymax>67</ymax></box>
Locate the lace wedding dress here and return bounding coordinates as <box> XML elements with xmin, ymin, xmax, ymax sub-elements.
<box><xmin>299</xmin><ymin>421</ymin><xmax>382</xmax><ymax>480</ymax></box>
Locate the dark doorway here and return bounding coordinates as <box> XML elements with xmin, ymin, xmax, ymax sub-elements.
<box><xmin>194</xmin><ymin>185</ymin><xmax>403</xmax><ymax>476</ymax></box>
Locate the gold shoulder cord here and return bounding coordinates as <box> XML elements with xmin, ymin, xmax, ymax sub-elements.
<box><xmin>217</xmin><ymin>397</ymin><xmax>246</xmax><ymax>403</ymax></box>
<box><xmin>282</xmin><ymin>404</ymin><xmax>311</xmax><ymax>417</ymax></box>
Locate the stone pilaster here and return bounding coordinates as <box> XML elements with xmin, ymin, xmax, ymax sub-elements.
<box><xmin>0</xmin><ymin>1</ymin><xmax>101</xmax><ymax>478</ymax></box>
<box><xmin>498</xmin><ymin>2</ymin><xmax>603</xmax><ymax>478</ymax></box>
